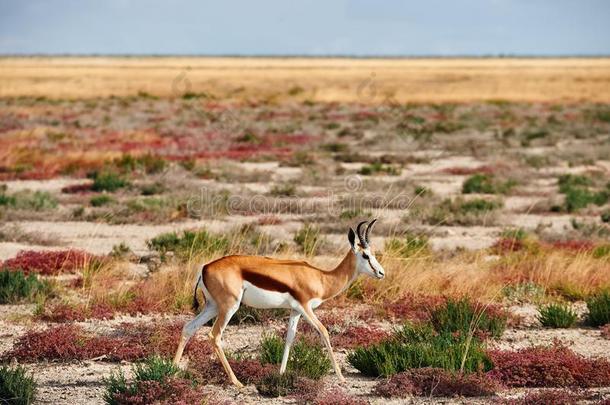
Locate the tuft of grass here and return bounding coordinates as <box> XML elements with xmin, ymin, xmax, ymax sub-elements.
<box><xmin>90</xmin><ymin>170</ymin><xmax>129</xmax><ymax>192</ymax></box>
<box><xmin>132</xmin><ymin>356</ymin><xmax>180</xmax><ymax>383</ymax></box>
<box><xmin>255</xmin><ymin>371</ymin><xmax>298</xmax><ymax>397</ymax></box>
<box><xmin>0</xmin><ymin>364</ymin><xmax>36</xmax><ymax>405</ymax></box>
<box><xmin>426</xmin><ymin>197</ymin><xmax>502</xmax><ymax>225</ymax></box>
<box><xmin>430</xmin><ymin>298</ymin><xmax>507</xmax><ymax>339</ymax></box>
<box><xmin>537</xmin><ymin>303</ymin><xmax>577</xmax><ymax>328</ymax></box>
<box><xmin>358</xmin><ymin>161</ymin><xmax>400</xmax><ymax>176</ymax></box>
<box><xmin>592</xmin><ymin>244</ymin><xmax>610</xmax><ymax>259</ymax></box>
<box><xmin>259</xmin><ymin>333</ymin><xmax>284</xmax><ymax>365</ymax></box>
<box><xmin>1</xmin><ymin>190</ymin><xmax>58</xmax><ymax>211</ymax></box>
<box><xmin>113</xmin><ymin>153</ymin><xmax>167</xmax><ymax>174</ymax></box>
<box><xmin>384</xmin><ymin>233</ymin><xmax>429</xmax><ymax>258</ymax></box>
<box><xmin>557</xmin><ymin>174</ymin><xmax>609</xmax><ymax>212</ymax></box>
<box><xmin>347</xmin><ymin>323</ymin><xmax>492</xmax><ymax>377</ymax></box>
<box><xmin>293</xmin><ymin>224</ymin><xmax>324</xmax><ymax>256</ymax></box>
<box><xmin>259</xmin><ymin>334</ymin><xmax>331</xmax><ymax>380</ymax></box>
<box><xmin>586</xmin><ymin>290</ymin><xmax>610</xmax><ymax>327</ymax></box>
<box><xmin>288</xmin><ymin>338</ymin><xmax>332</xmax><ymax>380</ymax></box>
<box><xmin>90</xmin><ymin>194</ymin><xmax>114</xmax><ymax>207</ymax></box>
<box><xmin>147</xmin><ymin>229</ymin><xmax>229</xmax><ymax>261</ymax></box>
<box><xmin>103</xmin><ymin>356</ymin><xmax>195</xmax><ymax>405</ymax></box>
<box><xmin>0</xmin><ymin>270</ymin><xmax>52</xmax><ymax>304</ymax></box>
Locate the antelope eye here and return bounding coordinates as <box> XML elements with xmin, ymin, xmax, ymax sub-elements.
<box><xmin>362</xmin><ymin>253</ymin><xmax>369</xmax><ymax>260</ymax></box>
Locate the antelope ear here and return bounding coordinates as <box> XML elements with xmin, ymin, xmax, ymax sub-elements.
<box><xmin>348</xmin><ymin>228</ymin><xmax>356</xmax><ymax>249</ymax></box>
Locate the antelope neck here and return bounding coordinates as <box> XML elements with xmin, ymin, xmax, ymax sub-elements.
<box><xmin>321</xmin><ymin>250</ymin><xmax>358</xmax><ymax>300</ymax></box>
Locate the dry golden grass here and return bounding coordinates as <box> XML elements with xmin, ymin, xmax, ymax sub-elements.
<box><xmin>1</xmin><ymin>57</ymin><xmax>609</xmax><ymax>102</ymax></box>
<box><xmin>368</xmin><ymin>250</ymin><xmax>610</xmax><ymax>302</ymax></box>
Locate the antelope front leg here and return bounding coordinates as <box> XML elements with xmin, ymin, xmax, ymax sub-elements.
<box><xmin>301</xmin><ymin>307</ymin><xmax>345</xmax><ymax>382</ymax></box>
<box><xmin>280</xmin><ymin>310</ymin><xmax>301</xmax><ymax>374</ymax></box>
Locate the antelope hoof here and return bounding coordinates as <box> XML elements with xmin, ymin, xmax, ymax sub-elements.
<box><xmin>232</xmin><ymin>379</ymin><xmax>245</xmax><ymax>389</ymax></box>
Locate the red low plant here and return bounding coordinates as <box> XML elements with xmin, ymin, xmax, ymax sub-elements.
<box><xmin>491</xmin><ymin>238</ymin><xmax>525</xmax><ymax>254</ymax></box>
<box><xmin>501</xmin><ymin>389</ymin><xmax>599</xmax><ymax>405</ymax></box>
<box><xmin>3</xmin><ymin>322</ymin><xmax>211</xmax><ymax>363</ymax></box>
<box><xmin>374</xmin><ymin>368</ymin><xmax>499</xmax><ymax>398</ymax></box>
<box><xmin>547</xmin><ymin>240</ymin><xmax>595</xmax><ymax>252</ymax></box>
<box><xmin>61</xmin><ymin>183</ymin><xmax>93</xmax><ymax>194</ymax></box>
<box><xmin>383</xmin><ymin>293</ymin><xmax>445</xmax><ymax>322</ymax></box>
<box><xmin>257</xmin><ymin>215</ymin><xmax>283</xmax><ymax>225</ymax></box>
<box><xmin>443</xmin><ymin>165</ymin><xmax>496</xmax><ymax>175</ymax></box>
<box><xmin>313</xmin><ymin>388</ymin><xmax>368</xmax><ymax>405</ymax></box>
<box><xmin>109</xmin><ymin>377</ymin><xmax>224</xmax><ymax>405</ymax></box>
<box><xmin>331</xmin><ymin>325</ymin><xmax>390</xmax><ymax>349</ymax></box>
<box><xmin>601</xmin><ymin>324</ymin><xmax>610</xmax><ymax>340</ymax></box>
<box><xmin>189</xmin><ymin>357</ymin><xmax>276</xmax><ymax>386</ymax></box>
<box><xmin>488</xmin><ymin>344</ymin><xmax>610</xmax><ymax>388</ymax></box>
<box><xmin>39</xmin><ymin>295</ymin><xmax>164</xmax><ymax>322</ymax></box>
<box><xmin>1</xmin><ymin>249</ymin><xmax>99</xmax><ymax>275</ymax></box>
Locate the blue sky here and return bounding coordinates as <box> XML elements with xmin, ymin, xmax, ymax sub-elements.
<box><xmin>1</xmin><ymin>0</ymin><xmax>609</xmax><ymax>56</ymax></box>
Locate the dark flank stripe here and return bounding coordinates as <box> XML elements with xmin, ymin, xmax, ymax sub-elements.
<box><xmin>241</xmin><ymin>269</ymin><xmax>305</xmax><ymax>303</ymax></box>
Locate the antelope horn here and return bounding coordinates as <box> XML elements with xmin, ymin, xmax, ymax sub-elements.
<box><xmin>356</xmin><ymin>221</ymin><xmax>368</xmax><ymax>246</ymax></box>
<box><xmin>365</xmin><ymin>218</ymin><xmax>377</xmax><ymax>246</ymax></box>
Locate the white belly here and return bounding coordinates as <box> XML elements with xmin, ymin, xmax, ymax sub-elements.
<box><xmin>241</xmin><ymin>281</ymin><xmax>298</xmax><ymax>309</ymax></box>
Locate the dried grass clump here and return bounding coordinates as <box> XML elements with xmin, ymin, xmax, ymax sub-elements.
<box><xmin>369</xmin><ymin>249</ymin><xmax>610</xmax><ymax>302</ymax></box>
<box><xmin>488</xmin><ymin>344</ymin><xmax>610</xmax><ymax>388</ymax></box>
<box><xmin>374</xmin><ymin>368</ymin><xmax>499</xmax><ymax>398</ymax></box>
<box><xmin>1</xmin><ymin>249</ymin><xmax>99</xmax><ymax>275</ymax></box>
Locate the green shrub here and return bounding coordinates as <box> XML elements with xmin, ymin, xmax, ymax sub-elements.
<box><xmin>147</xmin><ymin>229</ymin><xmax>229</xmax><ymax>261</ymax></box>
<box><xmin>384</xmin><ymin>233</ymin><xmax>429</xmax><ymax>258</ymax></box>
<box><xmin>538</xmin><ymin>303</ymin><xmax>578</xmax><ymax>328</ymax></box>
<box><xmin>430</xmin><ymin>298</ymin><xmax>507</xmax><ymax>339</ymax></box>
<box><xmin>114</xmin><ymin>154</ymin><xmax>167</xmax><ymax>174</ymax></box>
<box><xmin>500</xmin><ymin>228</ymin><xmax>528</xmax><ymax>241</ymax></box>
<box><xmin>359</xmin><ymin>161</ymin><xmax>400</xmax><ymax>176</ymax></box>
<box><xmin>460</xmin><ymin>199</ymin><xmax>501</xmax><ymax>213</ymax></box>
<box><xmin>288</xmin><ymin>338</ymin><xmax>331</xmax><ymax>380</ymax></box>
<box><xmin>139</xmin><ymin>182</ymin><xmax>166</xmax><ymax>196</ymax></box>
<box><xmin>3</xmin><ymin>191</ymin><xmax>58</xmax><ymax>211</ymax></box>
<box><xmin>586</xmin><ymin>291</ymin><xmax>610</xmax><ymax>327</ymax></box>
<box><xmin>90</xmin><ymin>195</ymin><xmax>114</xmax><ymax>207</ymax></box>
<box><xmin>0</xmin><ymin>270</ymin><xmax>52</xmax><ymax>304</ymax></box>
<box><xmin>255</xmin><ymin>371</ymin><xmax>298</xmax><ymax>397</ymax></box>
<box><xmin>259</xmin><ymin>334</ymin><xmax>331</xmax><ymax>380</ymax></box>
<box><xmin>557</xmin><ymin>174</ymin><xmax>609</xmax><ymax>212</ymax></box>
<box><xmin>0</xmin><ymin>194</ymin><xmax>16</xmax><ymax>207</ymax></box>
<box><xmin>260</xmin><ymin>333</ymin><xmax>284</xmax><ymax>365</ymax></box>
<box><xmin>293</xmin><ymin>224</ymin><xmax>323</xmax><ymax>256</ymax></box>
<box><xmin>347</xmin><ymin>323</ymin><xmax>492</xmax><ymax>377</ymax></box>
<box><xmin>103</xmin><ymin>356</ymin><xmax>179</xmax><ymax>405</ymax></box>
<box><xmin>268</xmin><ymin>183</ymin><xmax>297</xmax><ymax>197</ymax></box>
<box><xmin>462</xmin><ymin>174</ymin><xmax>516</xmax><ymax>194</ymax></box>
<box><xmin>462</xmin><ymin>174</ymin><xmax>495</xmax><ymax>194</ymax></box>
<box><xmin>90</xmin><ymin>171</ymin><xmax>129</xmax><ymax>192</ymax></box>
<box><xmin>592</xmin><ymin>244</ymin><xmax>610</xmax><ymax>259</ymax></box>
<box><xmin>132</xmin><ymin>356</ymin><xmax>179</xmax><ymax>382</ymax></box>
<box><xmin>427</xmin><ymin>198</ymin><xmax>502</xmax><ymax>226</ymax></box>
<box><xmin>0</xmin><ymin>364</ymin><xmax>36</xmax><ymax>405</ymax></box>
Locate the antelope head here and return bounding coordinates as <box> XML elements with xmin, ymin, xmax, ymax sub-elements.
<box><xmin>348</xmin><ymin>219</ymin><xmax>385</xmax><ymax>279</ymax></box>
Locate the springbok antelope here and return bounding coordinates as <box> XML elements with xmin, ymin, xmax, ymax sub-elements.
<box><xmin>173</xmin><ymin>219</ymin><xmax>385</xmax><ymax>386</ymax></box>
